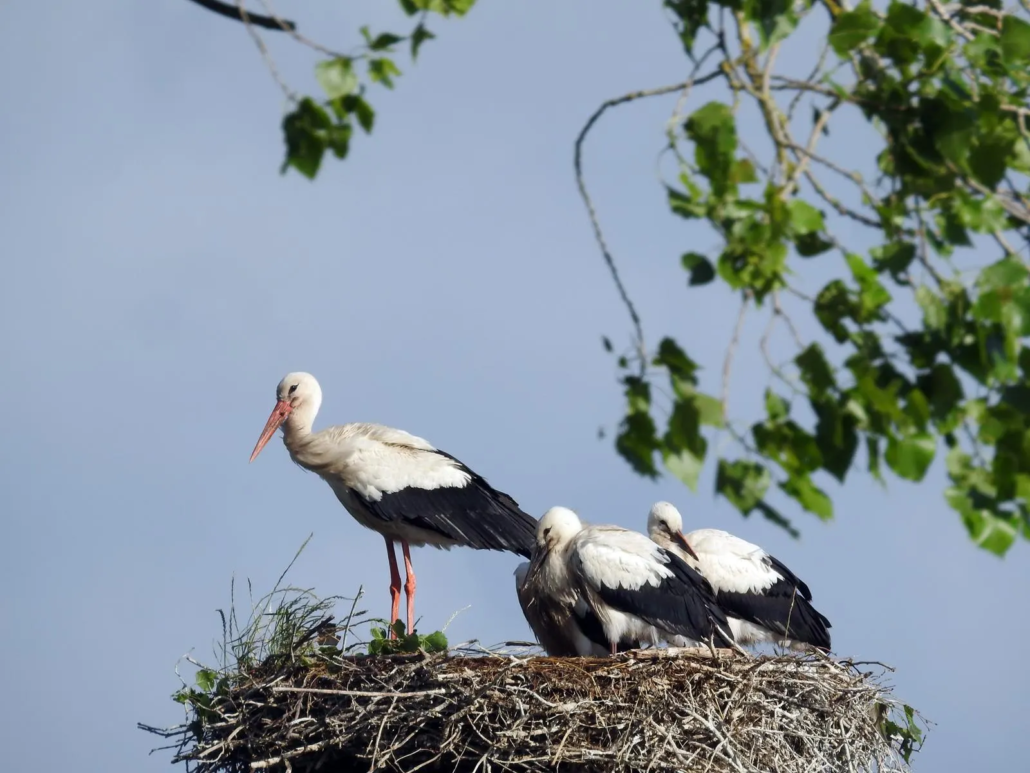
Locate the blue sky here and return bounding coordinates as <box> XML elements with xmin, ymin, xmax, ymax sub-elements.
<box><xmin>1</xmin><ymin>2</ymin><xmax>1026</xmax><ymax>771</ymax></box>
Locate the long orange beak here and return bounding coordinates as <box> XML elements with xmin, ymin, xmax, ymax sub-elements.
<box><xmin>249</xmin><ymin>400</ymin><xmax>292</xmax><ymax>463</ymax></box>
<box><xmin>672</xmin><ymin>530</ymin><xmax>700</xmax><ymax>560</ymax></box>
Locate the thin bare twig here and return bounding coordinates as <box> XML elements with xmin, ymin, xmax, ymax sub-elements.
<box><xmin>721</xmin><ymin>294</ymin><xmax>750</xmax><ymax>421</ymax></box>
<box><xmin>574</xmin><ymin>71</ymin><xmax>721</xmax><ymax>372</ymax></box>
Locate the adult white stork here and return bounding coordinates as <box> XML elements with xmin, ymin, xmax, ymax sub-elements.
<box><xmin>647</xmin><ymin>501</ymin><xmax>832</xmax><ymax>652</ymax></box>
<box><xmin>526</xmin><ymin>507</ymin><xmax>734</xmax><ymax>655</ymax></box>
<box><xmin>513</xmin><ymin>562</ymin><xmax>638</xmax><ymax>657</ymax></box>
<box><xmin>249</xmin><ymin>372</ymin><xmax>538</xmax><ymax>635</ymax></box>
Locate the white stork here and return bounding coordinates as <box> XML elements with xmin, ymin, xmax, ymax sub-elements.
<box><xmin>525</xmin><ymin>507</ymin><xmax>734</xmax><ymax>655</ymax></box>
<box><xmin>249</xmin><ymin>372</ymin><xmax>538</xmax><ymax>635</ymax></box>
<box><xmin>647</xmin><ymin>501</ymin><xmax>832</xmax><ymax>652</ymax></box>
<box><xmin>513</xmin><ymin>562</ymin><xmax>638</xmax><ymax>657</ymax></box>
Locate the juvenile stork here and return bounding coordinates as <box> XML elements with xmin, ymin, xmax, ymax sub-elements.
<box><xmin>647</xmin><ymin>501</ymin><xmax>832</xmax><ymax>652</ymax></box>
<box><xmin>249</xmin><ymin>372</ymin><xmax>538</xmax><ymax>634</ymax></box>
<box><xmin>526</xmin><ymin>507</ymin><xmax>734</xmax><ymax>655</ymax></box>
<box><xmin>513</xmin><ymin>562</ymin><xmax>638</xmax><ymax>657</ymax></box>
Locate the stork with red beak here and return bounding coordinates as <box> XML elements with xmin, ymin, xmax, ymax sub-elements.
<box><xmin>249</xmin><ymin>372</ymin><xmax>538</xmax><ymax>635</ymax></box>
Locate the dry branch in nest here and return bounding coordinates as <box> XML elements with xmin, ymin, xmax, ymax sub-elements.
<box><xmin>144</xmin><ymin>646</ymin><xmax>917</xmax><ymax>773</ymax></box>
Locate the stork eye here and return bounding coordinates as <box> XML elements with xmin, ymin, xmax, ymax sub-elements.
<box><xmin>288</xmin><ymin>384</ymin><xmax>298</xmax><ymax>395</ymax></box>
<box><xmin>542</xmin><ymin>527</ymin><xmax>552</xmax><ymax>539</ymax></box>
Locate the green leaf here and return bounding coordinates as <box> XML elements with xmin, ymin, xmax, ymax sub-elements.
<box><xmin>867</xmin><ymin>435</ymin><xmax>884</xmax><ymax>484</ymax></box>
<box><xmin>885</xmin><ymin>432</ymin><xmax>936</xmax><ymax>481</ymax></box>
<box><xmin>195</xmin><ymin>669</ymin><xmax>217</xmax><ymax>693</ymax></box>
<box><xmin>978</xmin><ymin>256</ymin><xmax>1028</xmax><ymax>291</ymax></box>
<box><xmin>681</xmin><ymin>252</ymin><xmax>716</xmax><ymax>285</ymax></box>
<box><xmin>663</xmin><ymin>447</ymin><xmax>704</xmax><ymax>491</ymax></box>
<box><xmin>969</xmin><ymin>131</ymin><xmax>1014</xmax><ymax>189</ymax></box>
<box><xmin>870</xmin><ymin>241</ymin><xmax>916</xmax><ymax>281</ymax></box>
<box><xmin>795</xmin><ymin>232</ymin><xmax>834</xmax><ymax>257</ymax></box>
<box><xmin>693</xmin><ymin>392</ymin><xmax>725</xmax><ymax>428</ymax></box>
<box><xmin>915</xmin><ymin>285</ymin><xmax>947</xmax><ymax>330</ymax></box>
<box><xmin>796</xmin><ymin>343</ymin><xmax>836</xmax><ymax>397</ymax></box>
<box><xmin>350</xmin><ymin>96</ymin><xmax>376</xmax><ymax>134</ymax></box>
<box><xmin>765</xmin><ymin>389</ymin><xmax>789</xmax><ymax>421</ymax></box>
<box><xmin>411</xmin><ymin>24</ymin><xmax>435</xmax><ymax>59</ymax></box>
<box><xmin>369</xmin><ymin>32</ymin><xmax>404</xmax><ymax>51</ymax></box>
<box><xmin>316</xmin><ymin>58</ymin><xmax>359</xmax><ymax>100</ymax></box>
<box><xmin>814</xmin><ymin>280</ymin><xmax>853</xmax><ymax>343</ymax></box>
<box><xmin>787</xmin><ymin>199</ymin><xmax>824</xmax><ymax>235</ymax></box>
<box><xmin>846</xmin><ymin>253</ymin><xmax>891</xmax><ymax>317</ymax></box>
<box><xmin>422</xmin><ymin>631</ymin><xmax>448</xmax><ymax>652</ymax></box>
<box><xmin>922</xmin><ymin>363</ymin><xmax>964</xmax><ymax>426</ymax></box>
<box><xmin>667</xmin><ymin>186</ymin><xmax>706</xmax><ymax>219</ymax></box>
<box><xmin>953</xmin><ymin>190</ymin><xmax>1010</xmax><ymax>233</ymax></box>
<box><xmin>685</xmin><ymin>102</ymin><xmax>737</xmax><ymax>199</ymax></box>
<box><xmin>828</xmin><ymin>2</ymin><xmax>881</xmax><ymax>56</ymax></box>
<box><xmin>813</xmin><ymin>399</ymin><xmax>859</xmax><ymax>482</ymax></box>
<box><xmin>1000</xmin><ymin>15</ymin><xmax>1030</xmax><ymax>65</ymax></box>
<box><xmin>654</xmin><ymin>337</ymin><xmax>699</xmax><ymax>391</ymax></box>
<box><xmin>716</xmin><ymin>459</ymin><xmax>771</xmax><ymax>513</ymax></box>
<box><xmin>747</xmin><ymin>0</ymin><xmax>802</xmax><ymax>50</ymax></box>
<box><xmin>945</xmin><ymin>487</ymin><xmax>1020</xmax><ymax>556</ymax></box>
<box><xmin>780</xmin><ymin>475</ymin><xmax>834</xmax><ymax>520</ymax></box>
<box><xmin>368</xmin><ymin>57</ymin><xmax>402</xmax><ymax>88</ymax></box>
<box><xmin>281</xmin><ymin>98</ymin><xmax>332</xmax><ymax>179</ymax></box>
<box><xmin>664</xmin><ymin>0</ymin><xmax>710</xmax><ymax>55</ymax></box>
<box><xmin>732</xmin><ymin>158</ymin><xmax>759</xmax><ymax>185</ymax></box>
<box><xmin>616</xmin><ymin>413</ymin><xmax>661</xmax><ymax>478</ymax></box>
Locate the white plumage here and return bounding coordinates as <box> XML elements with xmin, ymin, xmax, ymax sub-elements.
<box><xmin>249</xmin><ymin>372</ymin><xmax>538</xmax><ymax>636</ymax></box>
<box><xmin>521</xmin><ymin>507</ymin><xmax>734</xmax><ymax>656</ymax></box>
<box><xmin>647</xmin><ymin>502</ymin><xmax>832</xmax><ymax>652</ymax></box>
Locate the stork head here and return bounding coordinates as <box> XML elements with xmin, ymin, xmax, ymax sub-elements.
<box><xmin>535</xmin><ymin>506</ymin><xmax>583</xmax><ymax>552</ymax></box>
<box><xmin>249</xmin><ymin>372</ymin><xmax>323</xmax><ymax>463</ymax></box>
<box><xmin>647</xmin><ymin>501</ymin><xmax>699</xmax><ymax>560</ymax></box>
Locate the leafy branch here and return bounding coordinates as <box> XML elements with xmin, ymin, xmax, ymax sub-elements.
<box><xmin>191</xmin><ymin>0</ymin><xmax>1030</xmax><ymax>556</ymax></box>
<box><xmin>596</xmin><ymin>0</ymin><xmax>1030</xmax><ymax>555</ymax></box>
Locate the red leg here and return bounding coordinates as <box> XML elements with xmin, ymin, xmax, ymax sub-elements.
<box><xmin>401</xmin><ymin>541</ymin><xmax>416</xmax><ymax>634</ymax></box>
<box><xmin>610</xmin><ymin>640</ymin><xmax>617</xmax><ymax>657</ymax></box>
<box><xmin>385</xmin><ymin>537</ymin><xmax>401</xmax><ymax>639</ymax></box>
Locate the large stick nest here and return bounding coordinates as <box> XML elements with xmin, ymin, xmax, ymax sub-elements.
<box><xmin>153</xmin><ymin>646</ymin><xmax>914</xmax><ymax>773</ymax></box>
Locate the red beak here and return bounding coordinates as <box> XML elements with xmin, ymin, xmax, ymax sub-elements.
<box><xmin>672</xmin><ymin>531</ymin><xmax>699</xmax><ymax>561</ymax></box>
<box><xmin>249</xmin><ymin>400</ymin><xmax>292</xmax><ymax>463</ymax></box>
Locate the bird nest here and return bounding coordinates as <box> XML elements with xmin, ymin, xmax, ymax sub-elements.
<box><xmin>144</xmin><ymin>645</ymin><xmax>920</xmax><ymax>773</ymax></box>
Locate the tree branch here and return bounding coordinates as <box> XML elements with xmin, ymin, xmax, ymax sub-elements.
<box><xmin>185</xmin><ymin>0</ymin><xmax>296</xmax><ymax>31</ymax></box>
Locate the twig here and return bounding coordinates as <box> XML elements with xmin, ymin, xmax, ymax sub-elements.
<box><xmin>236</xmin><ymin>1</ymin><xmax>297</xmax><ymax>100</ymax></box>
<box><xmin>574</xmin><ymin>71</ymin><xmax>721</xmax><ymax>373</ymax></box>
<box><xmin>722</xmin><ymin>294</ymin><xmax>750</xmax><ymax>422</ymax></box>
<box><xmin>186</xmin><ymin>0</ymin><xmax>296</xmax><ymax>31</ymax></box>
<box><xmin>272</xmin><ymin>686</ymin><xmax>448</xmax><ymax>698</ymax></box>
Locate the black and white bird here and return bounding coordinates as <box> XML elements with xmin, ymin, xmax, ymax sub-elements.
<box><xmin>514</xmin><ymin>562</ymin><xmax>638</xmax><ymax>656</ymax></box>
<box><xmin>249</xmin><ymin>372</ymin><xmax>538</xmax><ymax>635</ymax></box>
<box><xmin>647</xmin><ymin>501</ymin><xmax>832</xmax><ymax>652</ymax></box>
<box><xmin>523</xmin><ymin>506</ymin><xmax>734</xmax><ymax>655</ymax></box>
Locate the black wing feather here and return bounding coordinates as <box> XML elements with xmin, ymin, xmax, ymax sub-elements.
<box><xmin>354</xmin><ymin>449</ymin><xmax>538</xmax><ymax>558</ymax></box>
<box><xmin>716</xmin><ymin>553</ymin><xmax>832</xmax><ymax>651</ymax></box>
<box><xmin>594</xmin><ymin>550</ymin><xmax>735</xmax><ymax>648</ymax></box>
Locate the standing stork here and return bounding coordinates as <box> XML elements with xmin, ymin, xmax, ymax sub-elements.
<box><xmin>513</xmin><ymin>562</ymin><xmax>638</xmax><ymax>656</ymax></box>
<box><xmin>526</xmin><ymin>507</ymin><xmax>734</xmax><ymax>655</ymax></box>
<box><xmin>647</xmin><ymin>501</ymin><xmax>832</xmax><ymax>652</ymax></box>
<box><xmin>249</xmin><ymin>372</ymin><xmax>538</xmax><ymax>635</ymax></box>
